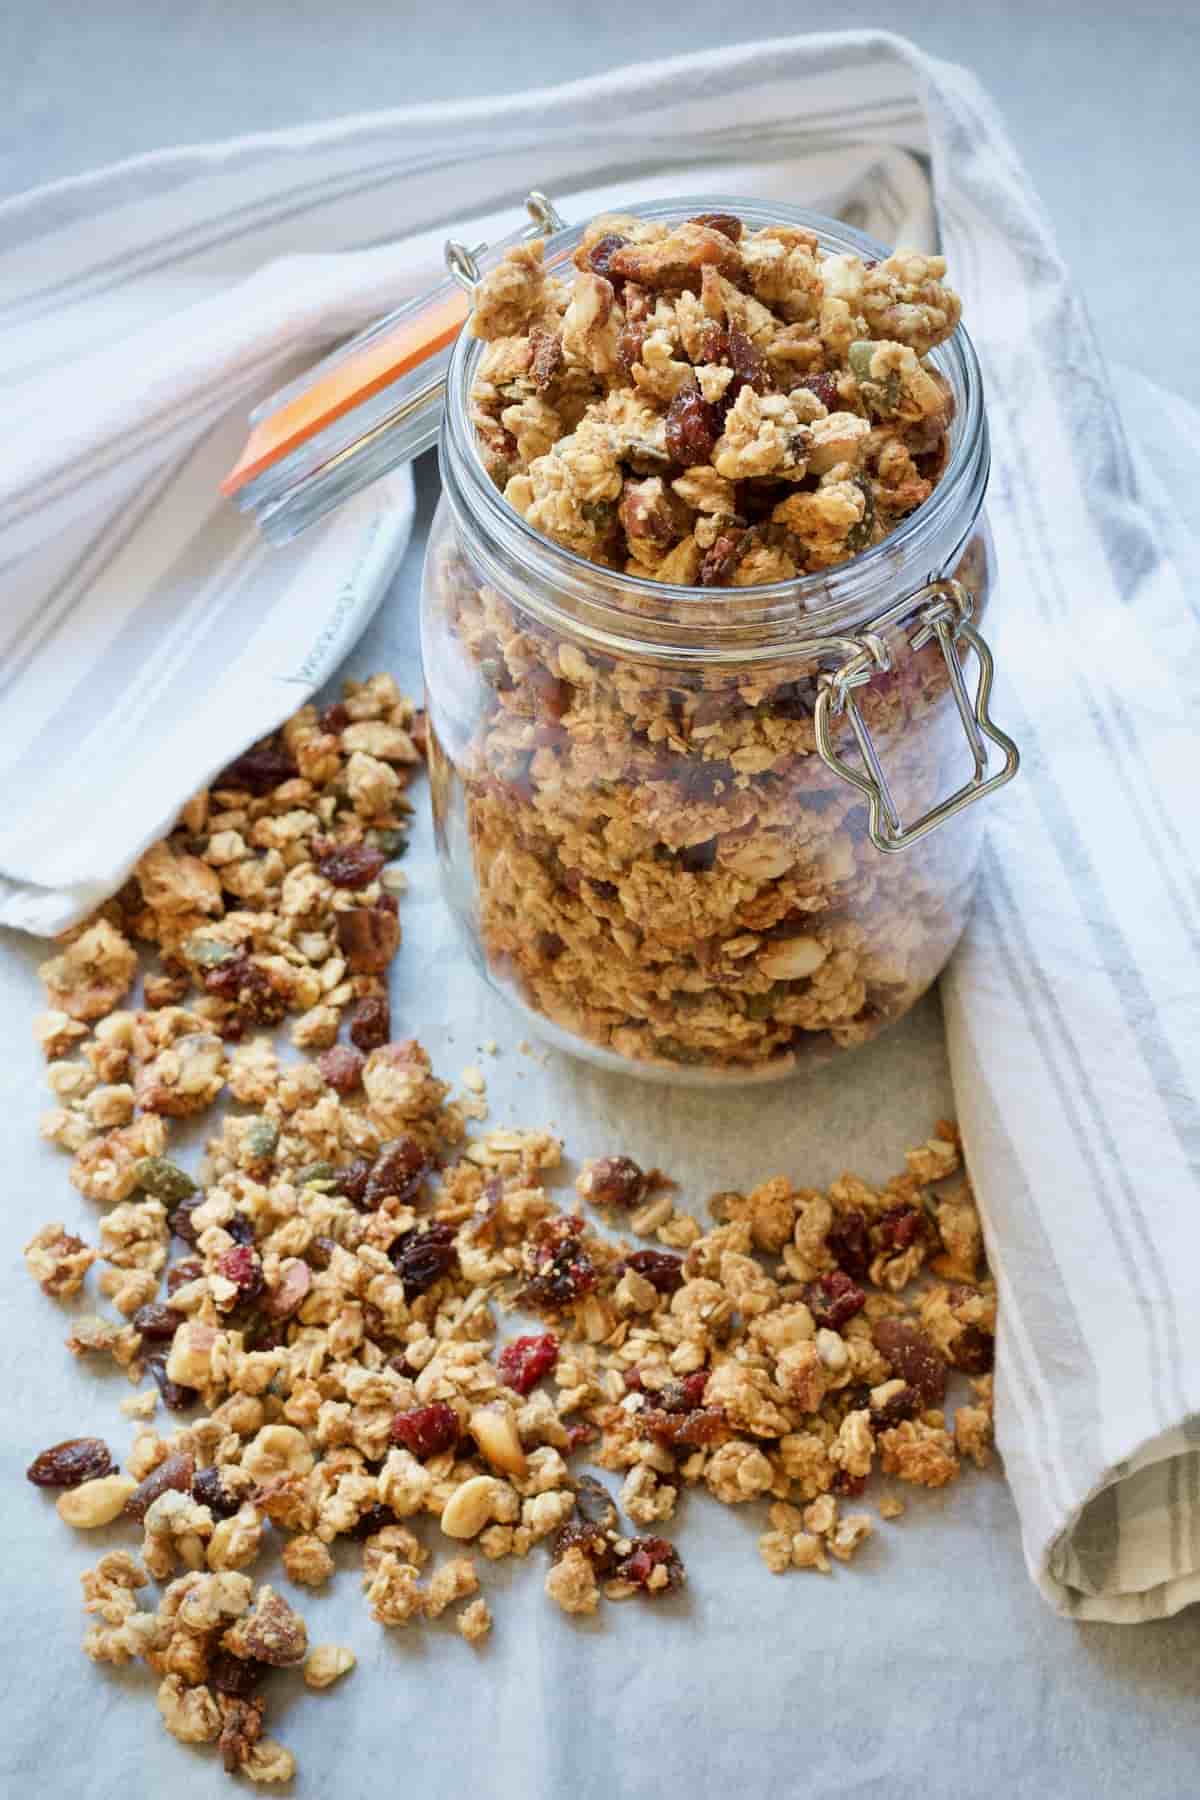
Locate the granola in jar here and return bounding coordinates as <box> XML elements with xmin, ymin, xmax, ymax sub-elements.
<box><xmin>423</xmin><ymin>199</ymin><xmax>1000</xmax><ymax>1079</ymax></box>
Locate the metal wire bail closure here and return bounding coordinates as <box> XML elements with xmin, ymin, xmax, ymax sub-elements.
<box><xmin>813</xmin><ymin>578</ymin><xmax>1019</xmax><ymax>854</ymax></box>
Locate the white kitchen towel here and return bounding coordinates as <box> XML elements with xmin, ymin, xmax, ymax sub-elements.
<box><xmin>0</xmin><ymin>31</ymin><xmax>1197</xmax><ymax>1622</ymax></box>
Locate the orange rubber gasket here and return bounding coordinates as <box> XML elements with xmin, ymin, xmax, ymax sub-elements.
<box><xmin>220</xmin><ymin>290</ymin><xmax>469</xmax><ymax>498</ymax></box>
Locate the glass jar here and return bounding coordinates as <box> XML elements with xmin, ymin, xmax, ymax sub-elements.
<box><xmin>421</xmin><ymin>198</ymin><xmax>1015</xmax><ymax>1086</ymax></box>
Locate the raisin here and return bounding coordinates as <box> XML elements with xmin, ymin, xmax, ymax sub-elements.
<box><xmin>215</xmin><ymin>747</ymin><xmax>297</xmax><ymax>795</ymax></box>
<box><xmin>333</xmin><ymin>1157</ymin><xmax>373</xmax><ymax>1209</ymax></box>
<box><xmin>498</xmin><ymin>1333</ymin><xmax>559</xmax><ymax>1395</ymax></box>
<box><xmin>168</xmin><ymin>1193</ymin><xmax>205</xmax><ymax>1246</ymax></box>
<box><xmin>192</xmin><ymin>1465</ymin><xmax>241</xmax><ymax>1519</ymax></box>
<box><xmin>826</xmin><ymin>1210</ymin><xmax>871</xmax><ymax>1280</ymax></box>
<box><xmin>586</xmin><ymin>232</ymin><xmax>629</xmax><ymax>285</ymax></box>
<box><xmin>613</xmin><ymin>1535</ymin><xmax>685</xmax><ymax>1593</ymax></box>
<box><xmin>664</xmin><ymin>388</ymin><xmax>721</xmax><ymax>467</ymax></box>
<box><xmin>804</xmin><ymin>1270</ymin><xmax>868</xmax><ymax>1331</ymax></box>
<box><xmin>132</xmin><ymin>1302</ymin><xmax>184</xmax><ymax>1342</ymax></box>
<box><xmin>391</xmin><ymin>1402</ymin><xmax>460</xmax><ymax>1459</ymax></box>
<box><xmin>519</xmin><ymin>1216</ymin><xmax>597</xmax><ymax>1312</ymax></box>
<box><xmin>793</xmin><ymin>372</ymin><xmax>841</xmax><ymax>410</ymax></box>
<box><xmin>689</xmin><ymin>211</ymin><xmax>743</xmax><ymax>241</ymax></box>
<box><xmin>336</xmin><ymin>905</ymin><xmax>400</xmax><ymax>974</ymax></box>
<box><xmin>319</xmin><ymin>700</ymin><xmax>349</xmax><ymax>733</ymax></box>
<box><xmin>225</xmin><ymin>1212</ymin><xmax>255</xmax><ymax>1247</ymax></box>
<box><xmin>124</xmin><ymin>1452</ymin><xmax>196</xmax><ymax>1522</ymax></box>
<box><xmin>770</xmin><ymin>677</ymin><xmax>819</xmax><ymax>721</ymax></box>
<box><xmin>389</xmin><ymin>1221</ymin><xmax>457</xmax><ymax>1300</ymax></box>
<box><xmin>528</xmin><ymin>325</ymin><xmax>564</xmax><ymax>391</ymax></box>
<box><xmin>727</xmin><ymin>327</ymin><xmax>771</xmax><ymax>395</ymax></box>
<box><xmin>620</xmin><ymin>1249</ymin><xmax>685</xmax><ymax>1295</ymax></box>
<box><xmin>317</xmin><ymin>1044</ymin><xmax>365</xmax><ymax>1093</ymax></box>
<box><xmin>869</xmin><ymin>1384</ymin><xmax>922</xmax><ymax>1430</ymax></box>
<box><xmin>349</xmin><ymin>1503</ymin><xmax>400</xmax><ymax>1541</ymax></box>
<box><xmin>699</xmin><ymin>531</ymin><xmax>747</xmax><ymax>588</ymax></box>
<box><xmin>209</xmin><ymin>1650</ymin><xmax>269</xmax><ymax>1699</ymax></box>
<box><xmin>565</xmin><ymin>1422</ymin><xmax>598</xmax><ymax>1452</ymax></box>
<box><xmin>364</xmin><ymin>1137</ymin><xmax>433</xmax><ymax>1208</ymax></box>
<box><xmin>318</xmin><ymin>844</ymin><xmax>386</xmax><ymax>889</ymax></box>
<box><xmin>306</xmin><ymin>1235</ymin><xmax>338</xmax><ymax>1271</ymax></box>
<box><xmin>950</xmin><ymin>1325</ymin><xmax>994</xmax><ymax>1375</ymax></box>
<box><xmin>26</xmin><ymin>1437</ymin><xmax>113</xmax><ymax>1488</ymax></box>
<box><xmin>167</xmin><ymin>1257</ymin><xmax>203</xmax><ymax>1295</ymax></box>
<box><xmin>581</xmin><ymin>1155</ymin><xmax>647</xmax><ymax>1209</ymax></box>
<box><xmin>204</xmin><ymin>954</ymin><xmax>287</xmax><ymax>1027</ymax></box>
<box><xmin>871</xmin><ymin>1319</ymin><xmax>947</xmax><ymax>1405</ymax></box>
<box><xmin>218</xmin><ymin>1245</ymin><xmax>264</xmax><ymax>1305</ymax></box>
<box><xmin>147</xmin><ymin>1354</ymin><xmax>197</xmax><ymax>1413</ymax></box>
<box><xmin>832</xmin><ymin>1470</ymin><xmax>868</xmax><ymax>1499</ymax></box>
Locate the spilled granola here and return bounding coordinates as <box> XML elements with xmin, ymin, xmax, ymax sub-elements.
<box><xmin>24</xmin><ymin>682</ymin><xmax>995</xmax><ymax>1785</ymax></box>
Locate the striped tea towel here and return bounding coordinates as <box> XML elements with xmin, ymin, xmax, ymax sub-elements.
<box><xmin>1</xmin><ymin>30</ymin><xmax>1198</xmax><ymax>1621</ymax></box>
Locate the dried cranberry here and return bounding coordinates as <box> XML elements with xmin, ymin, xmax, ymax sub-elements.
<box><xmin>166</xmin><ymin>1257</ymin><xmax>203</xmax><ymax>1295</ymax></box>
<box><xmin>333</xmin><ymin>1157</ymin><xmax>373</xmax><ymax>1209</ymax></box>
<box><xmin>204</xmin><ymin>954</ymin><xmax>287</xmax><ymax>1027</ymax></box>
<box><xmin>215</xmin><ymin>747</ymin><xmax>297</xmax><ymax>796</ymax></box>
<box><xmin>349</xmin><ymin>1503</ymin><xmax>400</xmax><ymax>1541</ymax></box>
<box><xmin>826</xmin><ymin>1210</ymin><xmax>871</xmax><ymax>1280</ymax></box>
<box><xmin>225</xmin><ymin>1212</ymin><xmax>255</xmax><ymax>1247</ymax></box>
<box><xmin>350</xmin><ymin>994</ymin><xmax>391</xmax><ymax>1050</ymax></box>
<box><xmin>318</xmin><ymin>844</ymin><xmax>386</xmax><ymax>889</ymax></box>
<box><xmin>869</xmin><ymin>1384</ymin><xmax>921</xmax><ymax>1430</ymax></box>
<box><xmin>519</xmin><ymin>1216</ymin><xmax>597</xmax><ymax>1312</ymax></box>
<box><xmin>832</xmin><ymin>1470</ymin><xmax>868</xmax><ymax>1499</ymax></box>
<box><xmin>26</xmin><ymin>1437</ymin><xmax>113</xmax><ymax>1488</ymax></box>
<box><xmin>581</xmin><ymin>1155</ymin><xmax>647</xmax><ymax>1209</ymax></box>
<box><xmin>193</xmin><ymin>1465</ymin><xmax>241</xmax><ymax>1519</ymax></box>
<box><xmin>871</xmin><ymin>1319</ymin><xmax>947</xmax><ymax>1405</ymax></box>
<box><xmin>218</xmin><ymin>1245</ymin><xmax>264</xmax><ymax>1304</ymax></box>
<box><xmin>132</xmin><ymin>1302</ymin><xmax>184</xmax><ymax>1342</ymax></box>
<box><xmin>391</xmin><ymin>1402</ymin><xmax>460</xmax><ymax>1459</ymax></box>
<box><xmin>319</xmin><ymin>701</ymin><xmax>349</xmax><ymax>734</ymax></box>
<box><xmin>168</xmin><ymin>1194</ymin><xmax>205</xmax><ymax>1246</ymax></box>
<box><xmin>613</xmin><ymin>1535</ymin><xmax>685</xmax><ymax>1593</ymax></box>
<box><xmin>317</xmin><ymin>1044</ymin><xmax>365</xmax><ymax>1093</ymax></box>
<box><xmin>699</xmin><ymin>531</ymin><xmax>746</xmax><ymax>588</ymax></box>
<box><xmin>147</xmin><ymin>1355</ymin><xmax>197</xmax><ymax>1412</ymax></box>
<box><xmin>209</xmin><ymin>1650</ymin><xmax>269</xmax><ymax>1699</ymax></box>
<box><xmin>552</xmin><ymin>1517</ymin><xmax>619</xmax><ymax>1576</ymax></box>
<box><xmin>793</xmin><ymin>372</ymin><xmax>840</xmax><ymax>410</ymax></box>
<box><xmin>689</xmin><ymin>211</ymin><xmax>743</xmax><ymax>241</ymax></box>
<box><xmin>365</xmin><ymin>1137</ymin><xmax>433</xmax><ymax>1209</ymax></box>
<box><xmin>389</xmin><ymin>1222</ymin><xmax>457</xmax><ymax>1300</ymax></box>
<box><xmin>950</xmin><ymin>1325</ymin><xmax>994</xmax><ymax>1375</ymax></box>
<box><xmin>565</xmin><ymin>1422</ymin><xmax>598</xmax><ymax>1452</ymax></box>
<box><xmin>727</xmin><ymin>327</ymin><xmax>771</xmax><ymax>395</ymax></box>
<box><xmin>664</xmin><ymin>388</ymin><xmax>721</xmax><ymax>467</ymax></box>
<box><xmin>804</xmin><ymin>1270</ymin><xmax>867</xmax><ymax>1331</ymax></box>
<box><xmin>877</xmin><ymin>1203</ymin><xmax>924</xmax><ymax>1252</ymax></box>
<box><xmin>124</xmin><ymin>1452</ymin><xmax>195</xmax><ymax>1522</ymax></box>
<box><xmin>620</xmin><ymin>1250</ymin><xmax>684</xmax><ymax>1295</ymax></box>
<box><xmin>498</xmin><ymin>1333</ymin><xmax>559</xmax><ymax>1395</ymax></box>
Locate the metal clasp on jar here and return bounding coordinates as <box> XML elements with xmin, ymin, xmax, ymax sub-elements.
<box><xmin>813</xmin><ymin>578</ymin><xmax>1019</xmax><ymax>854</ymax></box>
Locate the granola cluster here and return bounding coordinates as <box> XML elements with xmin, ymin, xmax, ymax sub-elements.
<box><xmin>433</xmin><ymin>212</ymin><xmax>982</xmax><ymax>1076</ymax></box>
<box><xmin>469</xmin><ymin>213</ymin><xmax>960</xmax><ymax>582</ymax></box>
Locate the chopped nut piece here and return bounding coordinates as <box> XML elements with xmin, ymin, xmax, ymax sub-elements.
<box><xmin>304</xmin><ymin>1644</ymin><xmax>356</xmax><ymax>1688</ymax></box>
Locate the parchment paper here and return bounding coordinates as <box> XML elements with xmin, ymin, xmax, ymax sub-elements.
<box><xmin>4</xmin><ymin>455</ymin><xmax>1200</xmax><ymax>1800</ymax></box>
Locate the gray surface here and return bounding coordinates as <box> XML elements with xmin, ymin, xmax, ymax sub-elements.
<box><xmin>3</xmin><ymin>0</ymin><xmax>1198</xmax><ymax>403</ymax></box>
<box><xmin>3</xmin><ymin>452</ymin><xmax>1200</xmax><ymax>1800</ymax></box>
<box><xmin>3</xmin><ymin>7</ymin><xmax>1200</xmax><ymax>1794</ymax></box>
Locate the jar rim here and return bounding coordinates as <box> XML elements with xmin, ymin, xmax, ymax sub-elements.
<box><xmin>439</xmin><ymin>193</ymin><xmax>989</xmax><ymax>657</ymax></box>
